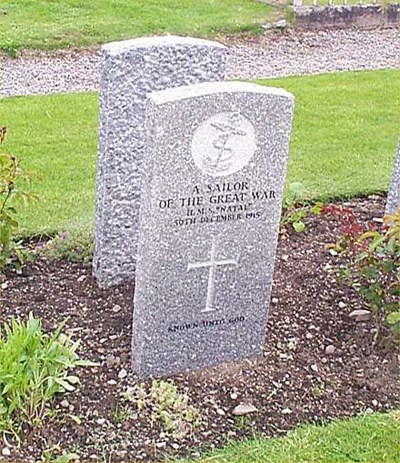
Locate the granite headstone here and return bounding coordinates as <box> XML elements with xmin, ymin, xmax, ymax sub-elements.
<box><xmin>93</xmin><ymin>36</ymin><xmax>227</xmax><ymax>287</ymax></box>
<box><xmin>385</xmin><ymin>139</ymin><xmax>400</xmax><ymax>215</ymax></box>
<box><xmin>132</xmin><ymin>81</ymin><xmax>294</xmax><ymax>377</ymax></box>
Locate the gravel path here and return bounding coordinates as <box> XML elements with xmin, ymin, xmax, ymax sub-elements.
<box><xmin>0</xmin><ymin>29</ymin><xmax>399</xmax><ymax>97</ymax></box>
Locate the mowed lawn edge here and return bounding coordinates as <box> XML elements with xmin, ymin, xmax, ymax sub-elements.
<box><xmin>193</xmin><ymin>411</ymin><xmax>400</xmax><ymax>463</ymax></box>
<box><xmin>0</xmin><ymin>0</ymin><xmax>279</xmax><ymax>54</ymax></box>
<box><xmin>0</xmin><ymin>69</ymin><xmax>399</xmax><ymax>236</ymax></box>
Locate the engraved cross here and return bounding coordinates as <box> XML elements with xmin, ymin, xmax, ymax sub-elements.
<box><xmin>187</xmin><ymin>236</ymin><xmax>238</xmax><ymax>313</ymax></box>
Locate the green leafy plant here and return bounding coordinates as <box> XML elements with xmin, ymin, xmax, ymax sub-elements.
<box><xmin>0</xmin><ymin>126</ymin><xmax>37</xmax><ymax>270</ymax></box>
<box><xmin>122</xmin><ymin>380</ymin><xmax>201</xmax><ymax>439</ymax></box>
<box><xmin>323</xmin><ymin>204</ymin><xmax>400</xmax><ymax>341</ymax></box>
<box><xmin>0</xmin><ymin>313</ymin><xmax>96</xmax><ymax>442</ymax></box>
<box><xmin>235</xmin><ymin>415</ymin><xmax>252</xmax><ymax>431</ymax></box>
<box><xmin>281</xmin><ymin>182</ymin><xmax>322</xmax><ymax>234</ymax></box>
<box><xmin>111</xmin><ymin>404</ymin><xmax>131</xmax><ymax>423</ymax></box>
<box><xmin>42</xmin><ymin>229</ymin><xmax>93</xmax><ymax>263</ymax></box>
<box><xmin>40</xmin><ymin>445</ymin><xmax>80</xmax><ymax>463</ymax></box>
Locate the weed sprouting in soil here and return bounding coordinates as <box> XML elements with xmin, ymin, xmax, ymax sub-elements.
<box><xmin>42</xmin><ymin>229</ymin><xmax>93</xmax><ymax>263</ymax></box>
<box><xmin>0</xmin><ymin>313</ymin><xmax>96</xmax><ymax>443</ymax></box>
<box><xmin>280</xmin><ymin>182</ymin><xmax>322</xmax><ymax>234</ymax></box>
<box><xmin>122</xmin><ymin>380</ymin><xmax>201</xmax><ymax>439</ymax></box>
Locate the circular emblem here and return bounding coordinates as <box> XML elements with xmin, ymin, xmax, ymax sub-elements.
<box><xmin>191</xmin><ymin>112</ymin><xmax>256</xmax><ymax>177</ymax></box>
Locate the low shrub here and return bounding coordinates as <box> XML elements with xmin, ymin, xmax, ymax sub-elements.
<box><xmin>0</xmin><ymin>126</ymin><xmax>37</xmax><ymax>271</ymax></box>
<box><xmin>323</xmin><ymin>204</ymin><xmax>400</xmax><ymax>341</ymax></box>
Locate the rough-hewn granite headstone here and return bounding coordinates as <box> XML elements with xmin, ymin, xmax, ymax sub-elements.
<box><xmin>93</xmin><ymin>36</ymin><xmax>227</xmax><ymax>287</ymax></box>
<box><xmin>385</xmin><ymin>139</ymin><xmax>400</xmax><ymax>215</ymax></box>
<box><xmin>132</xmin><ymin>81</ymin><xmax>294</xmax><ymax>377</ymax></box>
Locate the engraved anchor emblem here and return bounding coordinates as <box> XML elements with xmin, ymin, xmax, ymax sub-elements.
<box><xmin>203</xmin><ymin>112</ymin><xmax>247</xmax><ymax>174</ymax></box>
<box><xmin>191</xmin><ymin>111</ymin><xmax>256</xmax><ymax>178</ymax></box>
<box><xmin>187</xmin><ymin>236</ymin><xmax>239</xmax><ymax>312</ymax></box>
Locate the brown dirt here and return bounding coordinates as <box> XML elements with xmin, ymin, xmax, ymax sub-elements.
<box><xmin>0</xmin><ymin>196</ymin><xmax>399</xmax><ymax>462</ymax></box>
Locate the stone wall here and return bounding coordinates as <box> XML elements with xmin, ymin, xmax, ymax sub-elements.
<box><xmin>295</xmin><ymin>4</ymin><xmax>400</xmax><ymax>30</ymax></box>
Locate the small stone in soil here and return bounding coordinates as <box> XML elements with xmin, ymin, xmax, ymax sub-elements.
<box><xmin>106</xmin><ymin>355</ymin><xmax>119</xmax><ymax>368</ymax></box>
<box><xmin>349</xmin><ymin>309</ymin><xmax>372</xmax><ymax>322</ymax></box>
<box><xmin>232</xmin><ymin>403</ymin><xmax>258</xmax><ymax>416</ymax></box>
<box><xmin>1</xmin><ymin>448</ymin><xmax>11</xmax><ymax>457</ymax></box>
<box><xmin>325</xmin><ymin>345</ymin><xmax>335</xmax><ymax>355</ymax></box>
<box><xmin>118</xmin><ymin>368</ymin><xmax>128</xmax><ymax>379</ymax></box>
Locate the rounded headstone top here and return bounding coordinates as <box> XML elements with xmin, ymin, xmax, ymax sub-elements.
<box><xmin>149</xmin><ymin>81</ymin><xmax>295</xmax><ymax>105</ymax></box>
<box><xmin>102</xmin><ymin>35</ymin><xmax>227</xmax><ymax>56</ymax></box>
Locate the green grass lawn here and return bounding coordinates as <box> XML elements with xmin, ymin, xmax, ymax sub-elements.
<box><xmin>0</xmin><ymin>0</ymin><xmax>279</xmax><ymax>54</ymax></box>
<box><xmin>0</xmin><ymin>69</ymin><xmax>399</xmax><ymax>236</ymax></box>
<box><xmin>197</xmin><ymin>411</ymin><xmax>400</xmax><ymax>463</ymax></box>
<box><xmin>0</xmin><ymin>92</ymin><xmax>98</xmax><ymax>236</ymax></box>
<box><xmin>258</xmin><ymin>70</ymin><xmax>400</xmax><ymax>200</ymax></box>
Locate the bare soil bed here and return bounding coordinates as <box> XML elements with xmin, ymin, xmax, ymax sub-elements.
<box><xmin>0</xmin><ymin>196</ymin><xmax>399</xmax><ymax>462</ymax></box>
